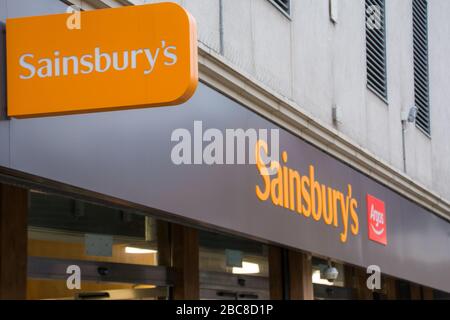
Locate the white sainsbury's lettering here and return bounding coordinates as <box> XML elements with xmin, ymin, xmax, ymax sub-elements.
<box><xmin>18</xmin><ymin>40</ymin><xmax>177</xmax><ymax>79</ymax></box>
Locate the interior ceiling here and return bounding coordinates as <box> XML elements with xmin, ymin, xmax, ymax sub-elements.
<box><xmin>28</xmin><ymin>227</ymin><xmax>149</xmax><ymax>246</ymax></box>
<box><xmin>28</xmin><ymin>191</ymin><xmax>156</xmax><ymax>242</ymax></box>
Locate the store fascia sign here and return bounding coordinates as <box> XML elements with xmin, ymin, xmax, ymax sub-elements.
<box><xmin>254</xmin><ymin>140</ymin><xmax>388</xmax><ymax>245</ymax></box>
<box><xmin>6</xmin><ymin>3</ymin><xmax>198</xmax><ymax>117</ymax></box>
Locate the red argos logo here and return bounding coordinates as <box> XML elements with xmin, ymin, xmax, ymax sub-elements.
<box><xmin>367</xmin><ymin>194</ymin><xmax>387</xmax><ymax>245</ymax></box>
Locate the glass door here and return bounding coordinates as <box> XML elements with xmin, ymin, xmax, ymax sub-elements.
<box><xmin>198</xmin><ymin>230</ymin><xmax>270</xmax><ymax>300</ymax></box>
<box><xmin>200</xmin><ymin>271</ymin><xmax>270</xmax><ymax>300</ymax></box>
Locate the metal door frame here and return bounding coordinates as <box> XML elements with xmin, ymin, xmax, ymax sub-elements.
<box><xmin>313</xmin><ymin>283</ymin><xmax>353</xmax><ymax>300</ymax></box>
<box><xmin>199</xmin><ymin>271</ymin><xmax>270</xmax><ymax>300</ymax></box>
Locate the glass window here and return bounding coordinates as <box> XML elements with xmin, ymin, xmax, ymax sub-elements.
<box><xmin>269</xmin><ymin>0</ymin><xmax>291</xmax><ymax>16</ymax></box>
<box><xmin>412</xmin><ymin>0</ymin><xmax>431</xmax><ymax>135</ymax></box>
<box><xmin>198</xmin><ymin>230</ymin><xmax>270</xmax><ymax>300</ymax></box>
<box><xmin>199</xmin><ymin>231</ymin><xmax>269</xmax><ymax>277</ymax></box>
<box><xmin>365</xmin><ymin>0</ymin><xmax>388</xmax><ymax>100</ymax></box>
<box><xmin>311</xmin><ymin>257</ymin><xmax>345</xmax><ymax>287</ymax></box>
<box><xmin>27</xmin><ymin>191</ymin><xmax>166</xmax><ymax>300</ymax></box>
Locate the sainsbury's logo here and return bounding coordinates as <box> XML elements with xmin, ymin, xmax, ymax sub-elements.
<box><xmin>6</xmin><ymin>3</ymin><xmax>198</xmax><ymax>118</ymax></box>
<box><xmin>367</xmin><ymin>194</ymin><xmax>387</xmax><ymax>245</ymax></box>
<box><xmin>18</xmin><ymin>42</ymin><xmax>177</xmax><ymax>80</ymax></box>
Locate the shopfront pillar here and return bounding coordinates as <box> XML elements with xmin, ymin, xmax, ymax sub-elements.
<box><xmin>384</xmin><ymin>277</ymin><xmax>398</xmax><ymax>300</ymax></box>
<box><xmin>268</xmin><ymin>247</ymin><xmax>313</xmax><ymax>300</ymax></box>
<box><xmin>410</xmin><ymin>283</ymin><xmax>422</xmax><ymax>300</ymax></box>
<box><xmin>156</xmin><ymin>220</ymin><xmax>171</xmax><ymax>267</ymax></box>
<box><xmin>287</xmin><ymin>250</ymin><xmax>314</xmax><ymax>300</ymax></box>
<box><xmin>349</xmin><ymin>267</ymin><xmax>373</xmax><ymax>300</ymax></box>
<box><xmin>0</xmin><ymin>183</ymin><xmax>28</xmax><ymax>299</ymax></box>
<box><xmin>170</xmin><ymin>224</ymin><xmax>199</xmax><ymax>300</ymax></box>
<box><xmin>422</xmin><ymin>287</ymin><xmax>434</xmax><ymax>300</ymax></box>
<box><xmin>268</xmin><ymin>246</ymin><xmax>284</xmax><ymax>300</ymax></box>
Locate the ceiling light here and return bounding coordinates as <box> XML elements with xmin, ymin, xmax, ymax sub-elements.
<box><xmin>125</xmin><ymin>246</ymin><xmax>157</xmax><ymax>254</ymax></box>
<box><xmin>232</xmin><ymin>262</ymin><xmax>260</xmax><ymax>275</ymax></box>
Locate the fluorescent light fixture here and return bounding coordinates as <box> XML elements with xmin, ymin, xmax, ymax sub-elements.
<box><xmin>125</xmin><ymin>246</ymin><xmax>157</xmax><ymax>254</ymax></box>
<box><xmin>232</xmin><ymin>262</ymin><xmax>260</xmax><ymax>275</ymax></box>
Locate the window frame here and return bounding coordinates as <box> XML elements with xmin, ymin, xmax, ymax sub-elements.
<box><xmin>365</xmin><ymin>0</ymin><xmax>388</xmax><ymax>103</ymax></box>
<box><xmin>412</xmin><ymin>0</ymin><xmax>431</xmax><ymax>137</ymax></box>
<box><xmin>268</xmin><ymin>0</ymin><xmax>291</xmax><ymax>18</ymax></box>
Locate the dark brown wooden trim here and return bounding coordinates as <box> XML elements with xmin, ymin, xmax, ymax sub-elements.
<box><xmin>170</xmin><ymin>224</ymin><xmax>199</xmax><ymax>300</ymax></box>
<box><xmin>410</xmin><ymin>283</ymin><xmax>422</xmax><ymax>300</ymax></box>
<box><xmin>384</xmin><ymin>276</ymin><xmax>397</xmax><ymax>300</ymax></box>
<box><xmin>287</xmin><ymin>250</ymin><xmax>313</xmax><ymax>300</ymax></box>
<box><xmin>351</xmin><ymin>267</ymin><xmax>373</xmax><ymax>300</ymax></box>
<box><xmin>156</xmin><ymin>220</ymin><xmax>171</xmax><ymax>267</ymax></box>
<box><xmin>422</xmin><ymin>286</ymin><xmax>434</xmax><ymax>300</ymax></box>
<box><xmin>268</xmin><ymin>246</ymin><xmax>283</xmax><ymax>300</ymax></box>
<box><xmin>0</xmin><ymin>184</ymin><xmax>28</xmax><ymax>300</ymax></box>
<box><xmin>269</xmin><ymin>247</ymin><xmax>314</xmax><ymax>300</ymax></box>
<box><xmin>343</xmin><ymin>265</ymin><xmax>355</xmax><ymax>296</ymax></box>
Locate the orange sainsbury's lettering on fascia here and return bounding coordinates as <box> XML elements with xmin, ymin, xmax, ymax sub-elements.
<box><xmin>6</xmin><ymin>3</ymin><xmax>198</xmax><ymax>118</ymax></box>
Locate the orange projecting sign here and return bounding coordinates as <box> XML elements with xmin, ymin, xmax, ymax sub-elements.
<box><xmin>6</xmin><ymin>3</ymin><xmax>198</xmax><ymax>117</ymax></box>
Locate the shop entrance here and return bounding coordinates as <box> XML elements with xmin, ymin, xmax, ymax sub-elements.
<box><xmin>200</xmin><ymin>271</ymin><xmax>270</xmax><ymax>300</ymax></box>
<box><xmin>198</xmin><ymin>231</ymin><xmax>270</xmax><ymax>300</ymax></box>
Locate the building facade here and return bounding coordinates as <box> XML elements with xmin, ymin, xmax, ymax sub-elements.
<box><xmin>0</xmin><ymin>0</ymin><xmax>449</xmax><ymax>300</ymax></box>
